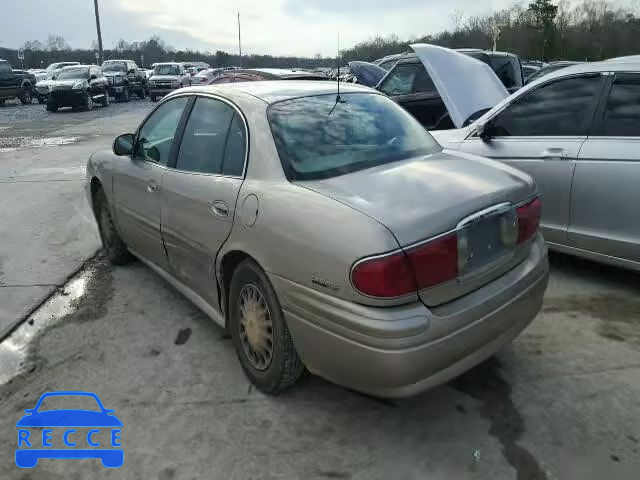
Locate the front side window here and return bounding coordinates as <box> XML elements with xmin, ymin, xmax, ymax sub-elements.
<box><xmin>175</xmin><ymin>98</ymin><xmax>235</xmax><ymax>174</ymax></box>
<box><xmin>378</xmin><ymin>62</ymin><xmax>434</xmax><ymax>96</ymax></box>
<box><xmin>268</xmin><ymin>93</ymin><xmax>442</xmax><ymax>180</ymax></box>
<box><xmin>136</xmin><ymin>97</ymin><xmax>190</xmax><ymax>165</ymax></box>
<box><xmin>488</xmin><ymin>56</ymin><xmax>522</xmax><ymax>89</ymax></box>
<box><xmin>601</xmin><ymin>74</ymin><xmax>640</xmax><ymax>137</ymax></box>
<box><xmin>490</xmin><ymin>76</ymin><xmax>602</xmax><ymax>137</ymax></box>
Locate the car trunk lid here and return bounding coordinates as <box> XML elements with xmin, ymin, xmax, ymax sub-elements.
<box><xmin>300</xmin><ymin>151</ymin><xmax>537</xmax><ymax>306</ymax></box>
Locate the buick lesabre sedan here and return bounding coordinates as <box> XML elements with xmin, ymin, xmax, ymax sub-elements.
<box><xmin>86</xmin><ymin>81</ymin><xmax>548</xmax><ymax>397</ymax></box>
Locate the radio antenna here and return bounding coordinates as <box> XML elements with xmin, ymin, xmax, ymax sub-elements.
<box><xmin>329</xmin><ymin>32</ymin><xmax>344</xmax><ymax>116</ymax></box>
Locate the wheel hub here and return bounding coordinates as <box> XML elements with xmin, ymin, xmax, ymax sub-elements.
<box><xmin>238</xmin><ymin>284</ymin><xmax>273</xmax><ymax>370</ymax></box>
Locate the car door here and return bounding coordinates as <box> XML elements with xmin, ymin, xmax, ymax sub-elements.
<box><xmin>161</xmin><ymin>96</ymin><xmax>247</xmax><ymax>306</ymax></box>
<box><xmin>568</xmin><ymin>72</ymin><xmax>640</xmax><ymax>265</ymax></box>
<box><xmin>377</xmin><ymin>62</ymin><xmax>447</xmax><ymax>129</ymax></box>
<box><xmin>0</xmin><ymin>60</ymin><xmax>17</xmax><ymax>97</ymax></box>
<box><xmin>112</xmin><ymin>96</ymin><xmax>191</xmax><ymax>269</ymax></box>
<box><xmin>458</xmin><ymin>74</ymin><xmax>606</xmax><ymax>244</ymax></box>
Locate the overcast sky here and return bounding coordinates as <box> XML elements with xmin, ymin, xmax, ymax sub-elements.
<box><xmin>3</xmin><ymin>0</ymin><xmax>527</xmax><ymax>56</ymax></box>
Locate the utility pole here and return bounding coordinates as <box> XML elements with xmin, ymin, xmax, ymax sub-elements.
<box><xmin>93</xmin><ymin>0</ymin><xmax>104</xmax><ymax>64</ymax></box>
<box><xmin>237</xmin><ymin>12</ymin><xmax>242</xmax><ymax>67</ymax></box>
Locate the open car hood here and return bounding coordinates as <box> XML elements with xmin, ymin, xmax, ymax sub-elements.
<box><xmin>410</xmin><ymin>44</ymin><xmax>509</xmax><ymax>128</ymax></box>
<box><xmin>348</xmin><ymin>61</ymin><xmax>387</xmax><ymax>87</ymax></box>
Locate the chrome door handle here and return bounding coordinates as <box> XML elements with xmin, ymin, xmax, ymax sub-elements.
<box><xmin>209</xmin><ymin>201</ymin><xmax>229</xmax><ymax>218</ymax></box>
<box><xmin>540</xmin><ymin>148</ymin><xmax>568</xmax><ymax>159</ymax></box>
<box><xmin>146</xmin><ymin>182</ymin><xmax>159</xmax><ymax>193</ymax></box>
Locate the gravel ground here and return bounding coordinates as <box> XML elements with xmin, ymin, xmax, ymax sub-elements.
<box><xmin>0</xmin><ymin>96</ymin><xmax>152</xmax><ymax>138</ymax></box>
<box><xmin>1</xmin><ymin>98</ymin><xmax>639</xmax><ymax>479</ymax></box>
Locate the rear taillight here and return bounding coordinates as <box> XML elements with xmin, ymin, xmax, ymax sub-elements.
<box><xmin>406</xmin><ymin>234</ymin><xmax>458</xmax><ymax>290</ymax></box>
<box><xmin>516</xmin><ymin>197</ymin><xmax>541</xmax><ymax>244</ymax></box>
<box><xmin>351</xmin><ymin>252</ymin><xmax>417</xmax><ymax>298</ymax></box>
<box><xmin>352</xmin><ymin>199</ymin><xmax>540</xmax><ymax>299</ymax></box>
<box><xmin>351</xmin><ymin>234</ymin><xmax>458</xmax><ymax>298</ymax></box>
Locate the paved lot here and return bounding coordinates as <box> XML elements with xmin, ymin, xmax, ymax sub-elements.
<box><xmin>0</xmin><ymin>99</ymin><xmax>639</xmax><ymax>479</ymax></box>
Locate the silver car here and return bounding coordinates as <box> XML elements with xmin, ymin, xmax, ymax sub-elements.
<box><xmin>425</xmin><ymin>46</ymin><xmax>640</xmax><ymax>272</ymax></box>
<box><xmin>86</xmin><ymin>81</ymin><xmax>548</xmax><ymax>397</ymax></box>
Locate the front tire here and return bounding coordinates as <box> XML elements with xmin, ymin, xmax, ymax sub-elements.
<box><xmin>46</xmin><ymin>99</ymin><xmax>57</xmax><ymax>112</ymax></box>
<box><xmin>38</xmin><ymin>96</ymin><xmax>45</xmax><ymax>105</ymax></box>
<box><xmin>94</xmin><ymin>188</ymin><xmax>133</xmax><ymax>265</ymax></box>
<box><xmin>101</xmin><ymin>91</ymin><xmax>110</xmax><ymax>107</ymax></box>
<box><xmin>82</xmin><ymin>91</ymin><xmax>93</xmax><ymax>111</ymax></box>
<box><xmin>137</xmin><ymin>86</ymin><xmax>145</xmax><ymax>99</ymax></box>
<box><xmin>119</xmin><ymin>86</ymin><xmax>130</xmax><ymax>102</ymax></box>
<box><xmin>20</xmin><ymin>89</ymin><xmax>32</xmax><ymax>104</ymax></box>
<box><xmin>229</xmin><ymin>259</ymin><xmax>305</xmax><ymax>394</ymax></box>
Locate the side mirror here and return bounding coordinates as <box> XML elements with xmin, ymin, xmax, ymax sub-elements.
<box><xmin>477</xmin><ymin>121</ymin><xmax>493</xmax><ymax>142</ymax></box>
<box><xmin>113</xmin><ymin>133</ymin><xmax>135</xmax><ymax>156</ymax></box>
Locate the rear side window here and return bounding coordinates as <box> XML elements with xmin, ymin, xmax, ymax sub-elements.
<box><xmin>601</xmin><ymin>74</ymin><xmax>640</xmax><ymax>137</ymax></box>
<box><xmin>491</xmin><ymin>76</ymin><xmax>603</xmax><ymax>137</ymax></box>
<box><xmin>176</xmin><ymin>97</ymin><xmax>235</xmax><ymax>174</ymax></box>
<box><xmin>378</xmin><ymin>63</ymin><xmax>427</xmax><ymax>96</ymax></box>
<box><xmin>489</xmin><ymin>56</ymin><xmax>522</xmax><ymax>89</ymax></box>
<box><xmin>222</xmin><ymin>113</ymin><xmax>247</xmax><ymax>176</ymax></box>
<box><xmin>268</xmin><ymin>93</ymin><xmax>441</xmax><ymax>181</ymax></box>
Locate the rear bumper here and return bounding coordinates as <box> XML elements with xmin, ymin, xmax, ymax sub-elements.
<box><xmin>270</xmin><ymin>235</ymin><xmax>548</xmax><ymax>398</ymax></box>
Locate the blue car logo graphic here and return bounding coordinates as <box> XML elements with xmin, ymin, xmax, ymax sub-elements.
<box><xmin>16</xmin><ymin>391</ymin><xmax>123</xmax><ymax>468</ymax></box>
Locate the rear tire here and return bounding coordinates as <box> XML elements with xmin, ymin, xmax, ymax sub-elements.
<box><xmin>229</xmin><ymin>259</ymin><xmax>305</xmax><ymax>394</ymax></box>
<box><xmin>94</xmin><ymin>188</ymin><xmax>134</xmax><ymax>265</ymax></box>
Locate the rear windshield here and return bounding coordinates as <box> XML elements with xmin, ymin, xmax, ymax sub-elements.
<box><xmin>268</xmin><ymin>93</ymin><xmax>442</xmax><ymax>181</ymax></box>
<box><xmin>488</xmin><ymin>56</ymin><xmax>523</xmax><ymax>89</ymax></box>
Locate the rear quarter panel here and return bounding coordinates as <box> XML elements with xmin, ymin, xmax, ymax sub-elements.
<box><xmin>220</xmin><ymin>180</ymin><xmax>403</xmax><ymax>306</ymax></box>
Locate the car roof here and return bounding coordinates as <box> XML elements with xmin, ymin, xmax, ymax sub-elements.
<box><xmin>155</xmin><ymin>62</ymin><xmax>181</xmax><ymax>66</ymax></box>
<box><xmin>176</xmin><ymin>80</ymin><xmax>373</xmax><ymax>104</ymax></box>
<box><xmin>103</xmin><ymin>59</ymin><xmax>132</xmax><ymax>62</ymax></box>
<box><xmin>531</xmin><ymin>59</ymin><xmax>640</xmax><ymax>83</ymax></box>
<box><xmin>60</xmin><ymin>65</ymin><xmax>93</xmax><ymax>70</ymax></box>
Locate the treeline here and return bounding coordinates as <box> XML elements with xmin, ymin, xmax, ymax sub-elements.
<box><xmin>2</xmin><ymin>0</ymin><xmax>640</xmax><ymax>70</ymax></box>
<box><xmin>0</xmin><ymin>35</ymin><xmax>335</xmax><ymax>70</ymax></box>
<box><xmin>342</xmin><ymin>0</ymin><xmax>640</xmax><ymax>62</ymax></box>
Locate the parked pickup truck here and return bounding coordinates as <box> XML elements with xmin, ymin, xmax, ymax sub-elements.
<box><xmin>101</xmin><ymin>59</ymin><xmax>147</xmax><ymax>101</ymax></box>
<box><xmin>0</xmin><ymin>60</ymin><xmax>35</xmax><ymax>104</ymax></box>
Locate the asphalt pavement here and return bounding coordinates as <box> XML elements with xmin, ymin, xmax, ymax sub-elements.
<box><xmin>0</xmin><ymin>97</ymin><xmax>639</xmax><ymax>480</ymax></box>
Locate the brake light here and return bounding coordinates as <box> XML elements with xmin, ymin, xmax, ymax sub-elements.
<box><xmin>406</xmin><ymin>234</ymin><xmax>458</xmax><ymax>290</ymax></box>
<box><xmin>351</xmin><ymin>234</ymin><xmax>459</xmax><ymax>298</ymax></box>
<box><xmin>516</xmin><ymin>197</ymin><xmax>541</xmax><ymax>244</ymax></box>
<box><xmin>351</xmin><ymin>252</ymin><xmax>417</xmax><ymax>298</ymax></box>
